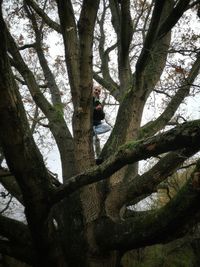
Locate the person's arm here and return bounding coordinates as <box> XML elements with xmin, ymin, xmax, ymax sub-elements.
<box><xmin>93</xmin><ymin>100</ymin><xmax>105</xmax><ymax>121</ymax></box>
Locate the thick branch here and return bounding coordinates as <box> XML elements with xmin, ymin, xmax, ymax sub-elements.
<box><xmin>0</xmin><ymin>168</ymin><xmax>60</xmax><ymax>205</ymax></box>
<box><xmin>0</xmin><ymin>214</ymin><xmax>31</xmax><ymax>246</ymax></box>
<box><xmin>101</xmin><ymin>2</ymin><xmax>173</xmax><ymax>159</ymax></box>
<box><xmin>109</xmin><ymin>0</ymin><xmax>121</xmax><ymax>37</ymax></box>
<box><xmin>120</xmin><ymin>0</ymin><xmax>133</xmax><ymax>54</ymax></box>
<box><xmin>6</xmin><ymin>26</ymin><xmax>76</xmax><ymax>180</ymax></box>
<box><xmin>0</xmin><ymin>11</ymin><xmax>52</xmax><ymax>206</ymax></box>
<box><xmin>118</xmin><ymin>0</ymin><xmax>133</xmax><ymax>89</ymax></box>
<box><xmin>24</xmin><ymin>4</ymin><xmax>62</xmax><ymax>106</ymax></box>
<box><xmin>51</xmin><ymin>120</ymin><xmax>200</xmax><ymax>204</ymax></box>
<box><xmin>95</xmin><ymin>159</ymin><xmax>200</xmax><ymax>251</ymax></box>
<box><xmin>104</xmin><ymin>146</ymin><xmax>200</xmax><ymax>221</ymax></box>
<box><xmin>0</xmin><ymin>168</ymin><xmax>23</xmax><ymax>204</ymax></box>
<box><xmin>69</xmin><ymin>0</ymin><xmax>100</xmax><ymax>170</ymax></box>
<box><xmin>0</xmin><ymin>14</ymin><xmax>67</xmax><ymax>265</ymax></box>
<box><xmin>158</xmin><ymin>0</ymin><xmax>190</xmax><ymax>39</ymax></box>
<box><xmin>0</xmin><ymin>239</ymin><xmax>34</xmax><ymax>265</ymax></box>
<box><xmin>136</xmin><ymin>0</ymin><xmax>167</xmax><ymax>77</ymax></box>
<box><xmin>97</xmin><ymin>4</ymin><xmax>119</xmax><ymax>96</ymax></box>
<box><xmin>56</xmin><ymin>0</ymin><xmax>80</xmax><ymax>107</ymax></box>
<box><xmin>77</xmin><ymin>0</ymin><xmax>100</xmax><ymax>107</ymax></box>
<box><xmin>126</xmin><ymin>146</ymin><xmax>200</xmax><ymax>204</ymax></box>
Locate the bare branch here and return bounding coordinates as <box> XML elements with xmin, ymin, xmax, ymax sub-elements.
<box><xmin>24</xmin><ymin>0</ymin><xmax>61</xmax><ymax>33</ymax></box>
<box><xmin>0</xmin><ymin>195</ymin><xmax>13</xmax><ymax>214</ymax></box>
<box><xmin>139</xmin><ymin>53</ymin><xmax>200</xmax><ymax>139</ymax></box>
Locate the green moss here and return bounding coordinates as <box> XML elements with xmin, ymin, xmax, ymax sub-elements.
<box><xmin>122</xmin><ymin>241</ymin><xmax>197</xmax><ymax>267</ymax></box>
<box><xmin>121</xmin><ymin>85</ymin><xmax>133</xmax><ymax>100</ymax></box>
<box><xmin>122</xmin><ymin>245</ymin><xmax>165</xmax><ymax>267</ymax></box>
<box><xmin>119</xmin><ymin>140</ymin><xmax>141</xmax><ymax>151</ymax></box>
<box><xmin>138</xmin><ymin>126</ymin><xmax>151</xmax><ymax>139</ymax></box>
<box><xmin>54</xmin><ymin>103</ymin><xmax>64</xmax><ymax>118</ymax></box>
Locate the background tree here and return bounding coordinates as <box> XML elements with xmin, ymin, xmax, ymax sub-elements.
<box><xmin>121</xmin><ymin>163</ymin><xmax>200</xmax><ymax>267</ymax></box>
<box><xmin>0</xmin><ymin>0</ymin><xmax>200</xmax><ymax>266</ymax></box>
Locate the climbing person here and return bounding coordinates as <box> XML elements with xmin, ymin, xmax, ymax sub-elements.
<box><xmin>93</xmin><ymin>85</ymin><xmax>111</xmax><ymax>135</ymax></box>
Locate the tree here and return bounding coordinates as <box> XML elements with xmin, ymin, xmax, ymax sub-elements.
<box><xmin>0</xmin><ymin>0</ymin><xmax>200</xmax><ymax>266</ymax></box>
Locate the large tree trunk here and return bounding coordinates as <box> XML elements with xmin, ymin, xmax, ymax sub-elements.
<box><xmin>54</xmin><ymin>193</ymin><xmax>121</xmax><ymax>267</ymax></box>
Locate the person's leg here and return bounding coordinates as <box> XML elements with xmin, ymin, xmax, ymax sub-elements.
<box><xmin>94</xmin><ymin>123</ymin><xmax>111</xmax><ymax>135</ymax></box>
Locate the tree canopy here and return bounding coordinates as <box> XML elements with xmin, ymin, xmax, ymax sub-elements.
<box><xmin>0</xmin><ymin>1</ymin><xmax>200</xmax><ymax>267</ymax></box>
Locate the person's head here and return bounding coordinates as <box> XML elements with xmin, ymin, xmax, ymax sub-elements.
<box><xmin>93</xmin><ymin>86</ymin><xmax>101</xmax><ymax>98</ymax></box>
